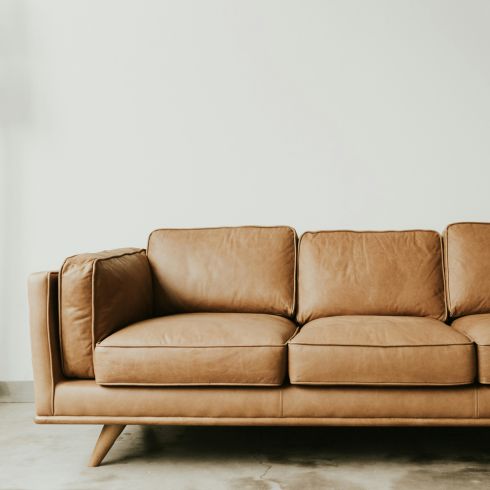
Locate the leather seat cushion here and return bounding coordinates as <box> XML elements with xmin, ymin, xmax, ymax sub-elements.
<box><xmin>288</xmin><ymin>316</ymin><xmax>475</xmax><ymax>386</ymax></box>
<box><xmin>94</xmin><ymin>313</ymin><xmax>297</xmax><ymax>386</ymax></box>
<box><xmin>452</xmin><ymin>314</ymin><xmax>490</xmax><ymax>383</ymax></box>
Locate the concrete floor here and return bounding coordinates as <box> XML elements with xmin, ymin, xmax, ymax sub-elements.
<box><xmin>2</xmin><ymin>403</ymin><xmax>490</xmax><ymax>490</ymax></box>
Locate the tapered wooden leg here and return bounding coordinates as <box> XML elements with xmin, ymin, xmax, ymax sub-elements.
<box><xmin>88</xmin><ymin>424</ymin><xmax>126</xmax><ymax>467</ymax></box>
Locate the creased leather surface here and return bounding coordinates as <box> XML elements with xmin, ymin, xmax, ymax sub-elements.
<box><xmin>147</xmin><ymin>227</ymin><xmax>296</xmax><ymax>317</ymax></box>
<box><xmin>444</xmin><ymin>222</ymin><xmax>490</xmax><ymax>317</ymax></box>
<box><xmin>94</xmin><ymin>313</ymin><xmax>297</xmax><ymax>386</ymax></box>
<box><xmin>54</xmin><ymin>380</ymin><xmax>282</xmax><ymax>418</ymax></box>
<box><xmin>289</xmin><ymin>316</ymin><xmax>475</xmax><ymax>385</ymax></box>
<box><xmin>59</xmin><ymin>249</ymin><xmax>153</xmax><ymax>378</ymax></box>
<box><xmin>453</xmin><ymin>314</ymin><xmax>490</xmax><ymax>384</ymax></box>
<box><xmin>28</xmin><ymin>272</ymin><xmax>63</xmax><ymax>416</ymax></box>
<box><xmin>297</xmin><ymin>230</ymin><xmax>446</xmax><ymax>324</ymax></box>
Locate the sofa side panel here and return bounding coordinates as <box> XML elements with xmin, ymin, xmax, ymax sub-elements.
<box><xmin>28</xmin><ymin>272</ymin><xmax>63</xmax><ymax>416</ymax></box>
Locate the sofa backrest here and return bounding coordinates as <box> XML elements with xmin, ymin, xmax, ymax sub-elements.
<box><xmin>444</xmin><ymin>222</ymin><xmax>490</xmax><ymax>318</ymax></box>
<box><xmin>296</xmin><ymin>230</ymin><xmax>446</xmax><ymax>324</ymax></box>
<box><xmin>147</xmin><ymin>226</ymin><xmax>297</xmax><ymax>317</ymax></box>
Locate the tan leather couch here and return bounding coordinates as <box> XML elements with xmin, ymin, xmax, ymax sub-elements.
<box><xmin>28</xmin><ymin>223</ymin><xmax>490</xmax><ymax>466</ymax></box>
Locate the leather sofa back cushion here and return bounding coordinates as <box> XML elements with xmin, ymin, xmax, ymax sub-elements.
<box><xmin>59</xmin><ymin>249</ymin><xmax>153</xmax><ymax>378</ymax></box>
<box><xmin>445</xmin><ymin>222</ymin><xmax>490</xmax><ymax>317</ymax></box>
<box><xmin>297</xmin><ymin>230</ymin><xmax>446</xmax><ymax>324</ymax></box>
<box><xmin>147</xmin><ymin>227</ymin><xmax>296</xmax><ymax>317</ymax></box>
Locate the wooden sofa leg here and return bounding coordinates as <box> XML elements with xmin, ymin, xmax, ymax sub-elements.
<box><xmin>88</xmin><ymin>424</ymin><xmax>126</xmax><ymax>467</ymax></box>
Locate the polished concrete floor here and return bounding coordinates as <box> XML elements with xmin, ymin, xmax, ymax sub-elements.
<box><xmin>2</xmin><ymin>403</ymin><xmax>490</xmax><ymax>490</ymax></box>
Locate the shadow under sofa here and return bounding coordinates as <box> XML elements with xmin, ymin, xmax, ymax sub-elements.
<box><xmin>28</xmin><ymin>223</ymin><xmax>490</xmax><ymax>466</ymax></box>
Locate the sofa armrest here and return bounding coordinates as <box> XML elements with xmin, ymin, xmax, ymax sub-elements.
<box><xmin>28</xmin><ymin>271</ymin><xmax>63</xmax><ymax>416</ymax></box>
<box><xmin>59</xmin><ymin>248</ymin><xmax>153</xmax><ymax>378</ymax></box>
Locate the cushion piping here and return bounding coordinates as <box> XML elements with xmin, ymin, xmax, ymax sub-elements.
<box><xmin>288</xmin><ymin>380</ymin><xmax>475</xmax><ymax>386</ymax></box>
<box><xmin>97</xmin><ymin>344</ymin><xmax>290</xmax><ymax>349</ymax></box>
<box><xmin>288</xmin><ymin>342</ymin><xmax>473</xmax><ymax>348</ymax></box>
<box><xmin>97</xmin><ymin>326</ymin><xmax>300</xmax><ymax>349</ymax></box>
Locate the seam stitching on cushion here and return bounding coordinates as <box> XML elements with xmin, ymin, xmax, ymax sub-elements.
<box><xmin>289</xmin><ymin>342</ymin><xmax>472</xmax><ymax>348</ymax></box>
<box><xmin>95</xmin><ymin>249</ymin><xmax>145</xmax><ymax>264</ymax></box>
<box><xmin>289</xmin><ymin>381</ymin><xmax>473</xmax><ymax>385</ymax></box>
<box><xmin>149</xmin><ymin>225</ymin><xmax>295</xmax><ymax>233</ymax></box>
<box><xmin>447</xmin><ymin>222</ymin><xmax>490</xmax><ymax>226</ymax></box>
<box><xmin>147</xmin><ymin>226</ymin><xmax>297</xmax><ymax>256</ymax></box>
<box><xmin>96</xmin><ymin>382</ymin><xmax>284</xmax><ymax>387</ymax></box>
<box><xmin>96</xmin><ymin>344</ymin><xmax>288</xmax><ymax>349</ymax></box>
<box><xmin>299</xmin><ymin>229</ymin><xmax>440</xmax><ymax>236</ymax></box>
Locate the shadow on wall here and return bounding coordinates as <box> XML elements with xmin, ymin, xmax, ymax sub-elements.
<box><xmin>0</xmin><ymin>1</ymin><xmax>31</xmax><ymax>378</ymax></box>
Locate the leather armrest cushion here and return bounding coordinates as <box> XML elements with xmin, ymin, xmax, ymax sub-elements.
<box><xmin>59</xmin><ymin>248</ymin><xmax>153</xmax><ymax>378</ymax></box>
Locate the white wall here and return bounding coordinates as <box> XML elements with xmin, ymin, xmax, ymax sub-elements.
<box><xmin>1</xmin><ymin>0</ymin><xmax>490</xmax><ymax>380</ymax></box>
